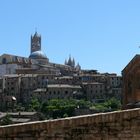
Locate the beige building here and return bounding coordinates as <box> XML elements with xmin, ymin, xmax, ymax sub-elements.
<box><xmin>0</xmin><ymin>75</ymin><xmax>19</xmax><ymax>110</ymax></box>
<box><xmin>32</xmin><ymin>84</ymin><xmax>82</xmax><ymax>102</ymax></box>
<box><xmin>3</xmin><ymin>75</ymin><xmax>20</xmax><ymax>101</ymax></box>
<box><xmin>82</xmin><ymin>82</ymin><xmax>105</xmax><ymax>102</ymax></box>
<box><xmin>54</xmin><ymin>76</ymin><xmax>74</xmax><ymax>85</ymax></box>
<box><xmin>0</xmin><ymin>54</ymin><xmax>32</xmax><ymax>76</ymax></box>
<box><xmin>106</xmin><ymin>74</ymin><xmax>122</xmax><ymax>88</ymax></box>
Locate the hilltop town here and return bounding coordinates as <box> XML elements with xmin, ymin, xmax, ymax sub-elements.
<box><xmin>0</xmin><ymin>32</ymin><xmax>122</xmax><ymax>124</ymax></box>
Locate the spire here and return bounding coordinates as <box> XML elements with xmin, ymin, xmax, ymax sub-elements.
<box><xmin>34</xmin><ymin>32</ymin><xmax>38</xmax><ymax>37</ymax></box>
<box><xmin>68</xmin><ymin>55</ymin><xmax>72</xmax><ymax>66</ymax></box>
<box><xmin>65</xmin><ymin>55</ymin><xmax>77</xmax><ymax>68</ymax></box>
<box><xmin>64</xmin><ymin>59</ymin><xmax>67</xmax><ymax>65</ymax></box>
<box><xmin>72</xmin><ymin>58</ymin><xmax>75</xmax><ymax>67</ymax></box>
<box><xmin>33</xmin><ymin>28</ymin><xmax>41</xmax><ymax>38</ymax></box>
<box><xmin>76</xmin><ymin>62</ymin><xmax>81</xmax><ymax>71</ymax></box>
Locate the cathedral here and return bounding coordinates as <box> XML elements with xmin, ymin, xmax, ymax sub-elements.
<box><xmin>0</xmin><ymin>32</ymin><xmax>81</xmax><ymax>76</ymax></box>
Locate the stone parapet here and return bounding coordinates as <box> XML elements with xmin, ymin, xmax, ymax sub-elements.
<box><xmin>0</xmin><ymin>108</ymin><xmax>140</xmax><ymax>139</ymax></box>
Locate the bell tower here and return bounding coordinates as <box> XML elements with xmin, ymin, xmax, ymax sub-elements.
<box><xmin>31</xmin><ymin>31</ymin><xmax>41</xmax><ymax>53</ymax></box>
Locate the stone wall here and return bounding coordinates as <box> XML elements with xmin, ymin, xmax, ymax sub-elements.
<box><xmin>122</xmin><ymin>54</ymin><xmax>140</xmax><ymax>109</ymax></box>
<box><xmin>0</xmin><ymin>108</ymin><xmax>140</xmax><ymax>140</ymax></box>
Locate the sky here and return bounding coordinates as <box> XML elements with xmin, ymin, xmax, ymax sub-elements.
<box><xmin>0</xmin><ymin>0</ymin><xmax>140</xmax><ymax>75</ymax></box>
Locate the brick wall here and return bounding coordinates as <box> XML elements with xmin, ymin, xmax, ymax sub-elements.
<box><xmin>0</xmin><ymin>108</ymin><xmax>140</xmax><ymax>139</ymax></box>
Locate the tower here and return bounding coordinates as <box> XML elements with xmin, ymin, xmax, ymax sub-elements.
<box><xmin>31</xmin><ymin>31</ymin><xmax>41</xmax><ymax>53</ymax></box>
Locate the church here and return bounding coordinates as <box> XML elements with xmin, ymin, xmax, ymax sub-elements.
<box><xmin>0</xmin><ymin>32</ymin><xmax>81</xmax><ymax>76</ymax></box>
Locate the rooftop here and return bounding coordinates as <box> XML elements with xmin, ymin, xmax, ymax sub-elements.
<box><xmin>29</xmin><ymin>51</ymin><xmax>47</xmax><ymax>59</ymax></box>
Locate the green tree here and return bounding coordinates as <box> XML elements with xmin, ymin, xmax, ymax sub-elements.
<box><xmin>41</xmin><ymin>99</ymin><xmax>93</xmax><ymax>119</ymax></box>
<box><xmin>76</xmin><ymin>99</ymin><xmax>91</xmax><ymax>109</ymax></box>
<box><xmin>104</xmin><ymin>97</ymin><xmax>121</xmax><ymax>110</ymax></box>
<box><xmin>0</xmin><ymin>114</ymin><xmax>12</xmax><ymax>125</ymax></box>
<box><xmin>41</xmin><ymin>99</ymin><xmax>75</xmax><ymax>119</ymax></box>
<box><xmin>27</xmin><ymin>98</ymin><xmax>41</xmax><ymax>111</ymax></box>
<box><xmin>91</xmin><ymin>98</ymin><xmax>121</xmax><ymax>112</ymax></box>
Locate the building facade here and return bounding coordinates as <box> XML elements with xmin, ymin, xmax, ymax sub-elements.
<box><xmin>122</xmin><ymin>55</ymin><xmax>140</xmax><ymax>109</ymax></box>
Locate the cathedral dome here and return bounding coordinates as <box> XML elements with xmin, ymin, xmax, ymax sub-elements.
<box><xmin>29</xmin><ymin>51</ymin><xmax>47</xmax><ymax>59</ymax></box>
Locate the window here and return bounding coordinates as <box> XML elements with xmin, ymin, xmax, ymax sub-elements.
<box><xmin>2</xmin><ymin>58</ymin><xmax>7</xmax><ymax>64</ymax></box>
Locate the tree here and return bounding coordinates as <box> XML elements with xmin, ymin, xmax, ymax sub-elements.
<box><xmin>0</xmin><ymin>114</ymin><xmax>12</xmax><ymax>125</ymax></box>
<box><xmin>41</xmin><ymin>99</ymin><xmax>76</xmax><ymax>119</ymax></box>
<box><xmin>91</xmin><ymin>97</ymin><xmax>121</xmax><ymax>112</ymax></box>
<box><xmin>104</xmin><ymin>97</ymin><xmax>121</xmax><ymax>110</ymax></box>
<box><xmin>27</xmin><ymin>98</ymin><xmax>41</xmax><ymax>111</ymax></box>
<box><xmin>41</xmin><ymin>99</ymin><xmax>93</xmax><ymax>119</ymax></box>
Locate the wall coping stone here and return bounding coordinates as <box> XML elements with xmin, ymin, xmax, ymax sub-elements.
<box><xmin>0</xmin><ymin>108</ymin><xmax>140</xmax><ymax>137</ymax></box>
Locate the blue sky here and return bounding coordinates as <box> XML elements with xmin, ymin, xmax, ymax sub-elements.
<box><xmin>0</xmin><ymin>0</ymin><xmax>140</xmax><ymax>75</ymax></box>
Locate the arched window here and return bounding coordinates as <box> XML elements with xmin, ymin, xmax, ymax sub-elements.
<box><xmin>2</xmin><ymin>58</ymin><xmax>7</xmax><ymax>64</ymax></box>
